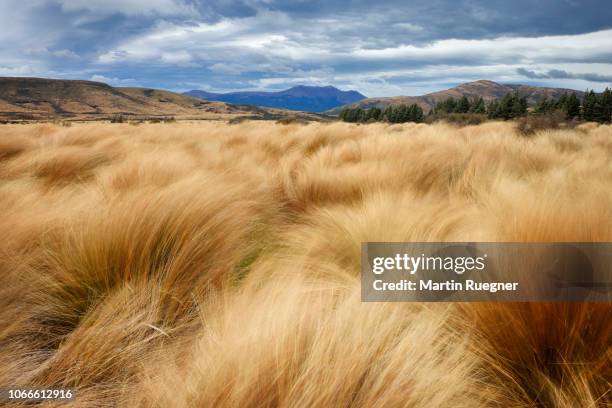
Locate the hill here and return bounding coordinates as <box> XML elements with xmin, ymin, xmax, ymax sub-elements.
<box><xmin>0</xmin><ymin>77</ymin><xmax>325</xmax><ymax>122</ymax></box>
<box><xmin>329</xmin><ymin>80</ymin><xmax>585</xmax><ymax>114</ymax></box>
<box><xmin>184</xmin><ymin>85</ymin><xmax>366</xmax><ymax>112</ymax></box>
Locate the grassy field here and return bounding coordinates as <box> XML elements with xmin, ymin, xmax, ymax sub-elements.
<box><xmin>0</xmin><ymin>121</ymin><xmax>611</xmax><ymax>407</ymax></box>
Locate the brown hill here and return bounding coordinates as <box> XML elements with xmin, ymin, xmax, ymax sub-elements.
<box><xmin>0</xmin><ymin>77</ymin><xmax>325</xmax><ymax>122</ymax></box>
<box><xmin>329</xmin><ymin>80</ymin><xmax>584</xmax><ymax>114</ymax></box>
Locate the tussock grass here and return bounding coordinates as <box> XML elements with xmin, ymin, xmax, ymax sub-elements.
<box><xmin>0</xmin><ymin>137</ymin><xmax>30</xmax><ymax>161</ymax></box>
<box><xmin>0</xmin><ymin>121</ymin><xmax>610</xmax><ymax>407</ymax></box>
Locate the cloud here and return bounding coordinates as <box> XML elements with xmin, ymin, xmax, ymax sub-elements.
<box><xmin>95</xmin><ymin>8</ymin><xmax>612</xmax><ymax>68</ymax></box>
<box><xmin>51</xmin><ymin>0</ymin><xmax>196</xmax><ymax>16</ymax></box>
<box><xmin>516</xmin><ymin>68</ymin><xmax>548</xmax><ymax>79</ymax></box>
<box><xmin>209</xmin><ymin>62</ymin><xmax>247</xmax><ymax>75</ymax></box>
<box><xmin>352</xmin><ymin>30</ymin><xmax>612</xmax><ymax>64</ymax></box>
<box><xmin>160</xmin><ymin>50</ymin><xmax>193</xmax><ymax>64</ymax></box>
<box><xmin>1</xmin><ymin>0</ymin><xmax>611</xmax><ymax>95</ymax></box>
<box><xmin>25</xmin><ymin>47</ymin><xmax>80</xmax><ymax>59</ymax></box>
<box><xmin>518</xmin><ymin>67</ymin><xmax>612</xmax><ymax>83</ymax></box>
<box><xmin>96</xmin><ymin>17</ymin><xmax>612</xmax><ymax>84</ymax></box>
<box><xmin>89</xmin><ymin>74</ymin><xmax>136</xmax><ymax>85</ymax></box>
<box><xmin>0</xmin><ymin>65</ymin><xmax>36</xmax><ymax>76</ymax></box>
<box><xmin>53</xmin><ymin>49</ymin><xmax>80</xmax><ymax>59</ymax></box>
<box><xmin>392</xmin><ymin>23</ymin><xmax>424</xmax><ymax>32</ymax></box>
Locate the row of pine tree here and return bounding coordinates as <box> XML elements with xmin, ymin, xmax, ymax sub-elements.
<box><xmin>340</xmin><ymin>103</ymin><xmax>424</xmax><ymax>123</ymax></box>
<box><xmin>535</xmin><ymin>89</ymin><xmax>612</xmax><ymax>123</ymax></box>
<box><xmin>339</xmin><ymin>88</ymin><xmax>612</xmax><ymax>124</ymax></box>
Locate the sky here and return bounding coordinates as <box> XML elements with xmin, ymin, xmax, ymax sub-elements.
<box><xmin>1</xmin><ymin>0</ymin><xmax>611</xmax><ymax>96</ymax></box>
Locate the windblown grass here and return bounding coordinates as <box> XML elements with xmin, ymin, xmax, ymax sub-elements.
<box><xmin>0</xmin><ymin>121</ymin><xmax>610</xmax><ymax>407</ymax></box>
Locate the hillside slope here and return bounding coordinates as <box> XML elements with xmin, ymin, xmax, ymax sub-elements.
<box><xmin>329</xmin><ymin>80</ymin><xmax>585</xmax><ymax>114</ymax></box>
<box><xmin>184</xmin><ymin>85</ymin><xmax>366</xmax><ymax>112</ymax></box>
<box><xmin>0</xmin><ymin>77</ymin><xmax>259</xmax><ymax>121</ymax></box>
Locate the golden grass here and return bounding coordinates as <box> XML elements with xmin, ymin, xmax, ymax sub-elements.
<box><xmin>0</xmin><ymin>121</ymin><xmax>610</xmax><ymax>407</ymax></box>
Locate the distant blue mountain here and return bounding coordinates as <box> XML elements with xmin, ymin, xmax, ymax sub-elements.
<box><xmin>183</xmin><ymin>85</ymin><xmax>366</xmax><ymax>112</ymax></box>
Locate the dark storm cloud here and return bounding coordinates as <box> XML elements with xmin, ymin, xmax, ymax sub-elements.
<box><xmin>238</xmin><ymin>0</ymin><xmax>612</xmax><ymax>40</ymax></box>
<box><xmin>1</xmin><ymin>0</ymin><xmax>611</xmax><ymax>95</ymax></box>
<box><xmin>518</xmin><ymin>68</ymin><xmax>612</xmax><ymax>83</ymax></box>
<box><xmin>517</xmin><ymin>68</ymin><xmax>549</xmax><ymax>79</ymax></box>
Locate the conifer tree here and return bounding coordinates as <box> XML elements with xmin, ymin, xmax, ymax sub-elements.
<box><xmin>408</xmin><ymin>104</ymin><xmax>424</xmax><ymax>122</ymax></box>
<box><xmin>601</xmin><ymin>87</ymin><xmax>612</xmax><ymax>123</ymax></box>
<box><xmin>383</xmin><ymin>106</ymin><xmax>394</xmax><ymax>122</ymax></box>
<box><xmin>487</xmin><ymin>100</ymin><xmax>500</xmax><ymax>119</ymax></box>
<box><xmin>498</xmin><ymin>93</ymin><xmax>514</xmax><ymax>119</ymax></box>
<box><xmin>565</xmin><ymin>93</ymin><xmax>580</xmax><ymax>119</ymax></box>
<box><xmin>434</xmin><ymin>97</ymin><xmax>457</xmax><ymax>114</ymax></box>
<box><xmin>366</xmin><ymin>107</ymin><xmax>382</xmax><ymax>121</ymax></box>
<box><xmin>457</xmin><ymin>95</ymin><xmax>470</xmax><ymax>113</ymax></box>
<box><xmin>470</xmin><ymin>97</ymin><xmax>486</xmax><ymax>114</ymax></box>
<box><xmin>511</xmin><ymin>94</ymin><xmax>527</xmax><ymax>118</ymax></box>
<box><xmin>534</xmin><ymin>97</ymin><xmax>552</xmax><ymax>114</ymax></box>
<box><xmin>582</xmin><ymin>90</ymin><xmax>598</xmax><ymax>122</ymax></box>
<box><xmin>397</xmin><ymin>105</ymin><xmax>410</xmax><ymax>123</ymax></box>
<box><xmin>557</xmin><ymin>92</ymin><xmax>569</xmax><ymax>112</ymax></box>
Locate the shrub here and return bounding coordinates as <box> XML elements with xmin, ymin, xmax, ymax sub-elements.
<box><xmin>426</xmin><ymin>113</ymin><xmax>487</xmax><ymax>126</ymax></box>
<box><xmin>228</xmin><ymin>116</ymin><xmax>256</xmax><ymax>124</ymax></box>
<box><xmin>110</xmin><ymin>114</ymin><xmax>125</xmax><ymax>123</ymax></box>
<box><xmin>516</xmin><ymin>111</ymin><xmax>576</xmax><ymax>136</ymax></box>
<box><xmin>276</xmin><ymin>116</ymin><xmax>309</xmax><ymax>125</ymax></box>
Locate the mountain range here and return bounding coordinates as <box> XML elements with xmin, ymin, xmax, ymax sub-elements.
<box><xmin>184</xmin><ymin>85</ymin><xmax>366</xmax><ymax>113</ymax></box>
<box><xmin>329</xmin><ymin>80</ymin><xmax>585</xmax><ymax>114</ymax></box>
<box><xmin>0</xmin><ymin>77</ymin><xmax>588</xmax><ymax>121</ymax></box>
<box><xmin>0</xmin><ymin>77</ymin><xmax>326</xmax><ymax>122</ymax></box>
